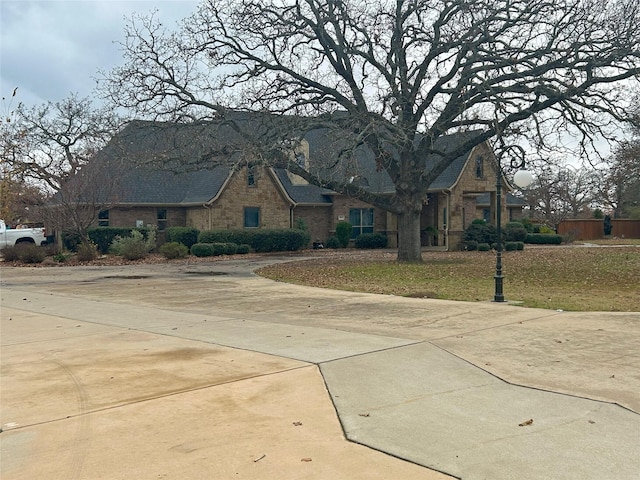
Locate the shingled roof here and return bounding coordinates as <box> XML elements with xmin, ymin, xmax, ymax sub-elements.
<box><xmin>74</xmin><ymin>118</ymin><xmax>486</xmax><ymax>206</ymax></box>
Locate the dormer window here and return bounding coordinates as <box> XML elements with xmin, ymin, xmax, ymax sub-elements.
<box><xmin>295</xmin><ymin>152</ymin><xmax>306</xmax><ymax>169</ymax></box>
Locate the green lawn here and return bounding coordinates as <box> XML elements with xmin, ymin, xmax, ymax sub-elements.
<box><xmin>257</xmin><ymin>246</ymin><xmax>640</xmax><ymax>312</ymax></box>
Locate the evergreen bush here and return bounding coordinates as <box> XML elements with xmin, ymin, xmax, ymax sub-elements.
<box><xmin>166</xmin><ymin>227</ymin><xmax>200</xmax><ymax>248</ymax></box>
<box><xmin>525</xmin><ymin>233</ymin><xmax>563</xmax><ymax>244</ymax></box>
<box><xmin>504</xmin><ymin>241</ymin><xmax>519</xmax><ymax>251</ymax></box>
<box><xmin>463</xmin><ymin>223</ymin><xmax>497</xmax><ymax>248</ymax></box>
<box><xmin>159</xmin><ymin>242</ymin><xmax>189</xmax><ymax>259</ymax></box>
<box><xmin>88</xmin><ymin>227</ymin><xmax>149</xmax><ymax>253</ymax></box>
<box><xmin>236</xmin><ymin>244</ymin><xmax>251</xmax><ymax>254</ymax></box>
<box><xmin>190</xmin><ymin>243</ymin><xmax>215</xmax><ymax>257</ymax></box>
<box><xmin>325</xmin><ymin>236</ymin><xmax>341</xmax><ymax>249</ymax></box>
<box><xmin>465</xmin><ymin>240</ymin><xmax>478</xmax><ymax>251</ymax></box>
<box><xmin>109</xmin><ymin>229</ymin><xmax>156</xmax><ymax>260</ymax></box>
<box><xmin>354</xmin><ymin>233</ymin><xmax>388</xmax><ymax>249</ymax></box>
<box><xmin>505</xmin><ymin>221</ymin><xmax>528</xmax><ymax>242</ymax></box>
<box><xmin>198</xmin><ymin>228</ymin><xmax>309</xmax><ymax>252</ymax></box>
<box><xmin>335</xmin><ymin>221</ymin><xmax>352</xmax><ymax>248</ymax></box>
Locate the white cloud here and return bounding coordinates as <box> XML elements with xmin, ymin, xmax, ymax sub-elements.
<box><xmin>1</xmin><ymin>0</ymin><xmax>199</xmax><ymax>108</ymax></box>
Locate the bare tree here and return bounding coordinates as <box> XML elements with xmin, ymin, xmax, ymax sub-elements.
<box><xmin>0</xmin><ymin>94</ymin><xmax>123</xmax><ymax>243</ymax></box>
<box><xmin>102</xmin><ymin>0</ymin><xmax>640</xmax><ymax>261</ymax></box>
<box><xmin>526</xmin><ymin>164</ymin><xmax>598</xmax><ymax>227</ymax></box>
<box><xmin>599</xmin><ymin>130</ymin><xmax>640</xmax><ymax>218</ymax></box>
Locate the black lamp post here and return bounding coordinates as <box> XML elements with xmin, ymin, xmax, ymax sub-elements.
<box><xmin>494</xmin><ymin>146</ymin><xmax>533</xmax><ymax>302</ymax></box>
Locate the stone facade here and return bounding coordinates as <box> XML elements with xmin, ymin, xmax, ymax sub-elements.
<box><xmin>93</xmin><ymin>142</ymin><xmax>523</xmax><ymax>250</ymax></box>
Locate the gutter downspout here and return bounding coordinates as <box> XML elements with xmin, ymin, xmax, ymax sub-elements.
<box><xmin>203</xmin><ymin>203</ymin><xmax>212</xmax><ymax>230</ymax></box>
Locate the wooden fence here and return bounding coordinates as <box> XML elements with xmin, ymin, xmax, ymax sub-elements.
<box><xmin>557</xmin><ymin>219</ymin><xmax>640</xmax><ymax>240</ymax></box>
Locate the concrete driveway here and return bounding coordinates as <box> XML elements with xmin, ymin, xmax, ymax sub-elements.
<box><xmin>1</xmin><ymin>257</ymin><xmax>639</xmax><ymax>479</ymax></box>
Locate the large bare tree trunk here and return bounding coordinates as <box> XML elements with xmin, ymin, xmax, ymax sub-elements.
<box><xmin>397</xmin><ymin>208</ymin><xmax>422</xmax><ymax>263</ymax></box>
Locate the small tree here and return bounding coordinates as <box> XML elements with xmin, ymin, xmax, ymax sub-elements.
<box><xmin>1</xmin><ymin>94</ymin><xmax>123</xmax><ymax>246</ymax></box>
<box><xmin>335</xmin><ymin>221</ymin><xmax>352</xmax><ymax>248</ymax></box>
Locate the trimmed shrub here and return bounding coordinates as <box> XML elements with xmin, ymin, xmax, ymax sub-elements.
<box><xmin>190</xmin><ymin>243</ymin><xmax>215</xmax><ymax>257</ymax></box>
<box><xmin>465</xmin><ymin>240</ymin><xmax>478</xmax><ymax>251</ymax></box>
<box><xmin>335</xmin><ymin>221</ymin><xmax>352</xmax><ymax>248</ymax></box>
<box><xmin>504</xmin><ymin>241</ymin><xmax>519</xmax><ymax>251</ymax></box>
<box><xmin>109</xmin><ymin>229</ymin><xmax>156</xmax><ymax>260</ymax></box>
<box><xmin>325</xmin><ymin>236</ymin><xmax>340</xmax><ymax>249</ymax></box>
<box><xmin>207</xmin><ymin>242</ymin><xmax>239</xmax><ymax>256</ymax></box>
<box><xmin>477</xmin><ymin>243</ymin><xmax>491</xmax><ymax>251</ymax></box>
<box><xmin>463</xmin><ymin>223</ymin><xmax>497</xmax><ymax>247</ymax></box>
<box><xmin>159</xmin><ymin>242</ymin><xmax>189</xmax><ymax>259</ymax></box>
<box><xmin>525</xmin><ymin>233</ymin><xmax>563</xmax><ymax>244</ymax></box>
<box><xmin>472</xmin><ymin>218</ymin><xmax>487</xmax><ymax>225</ymax></box>
<box><xmin>166</xmin><ymin>227</ymin><xmax>200</xmax><ymax>248</ymax></box>
<box><xmin>354</xmin><ymin>233</ymin><xmax>388</xmax><ymax>249</ymax></box>
<box><xmin>224</xmin><ymin>242</ymin><xmax>239</xmax><ymax>255</ymax></box>
<box><xmin>516</xmin><ymin>241</ymin><xmax>525</xmax><ymax>250</ymax></box>
<box><xmin>199</xmin><ymin>229</ymin><xmax>243</xmax><ymax>244</ymax></box>
<box><xmin>505</xmin><ymin>221</ymin><xmax>528</xmax><ymax>242</ymax></box>
<box><xmin>236</xmin><ymin>244</ymin><xmax>251</xmax><ymax>254</ymax></box>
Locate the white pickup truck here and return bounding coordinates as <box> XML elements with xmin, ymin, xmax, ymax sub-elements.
<box><xmin>0</xmin><ymin>220</ymin><xmax>48</xmax><ymax>248</ymax></box>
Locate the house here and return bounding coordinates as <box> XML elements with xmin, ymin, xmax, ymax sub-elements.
<box><xmin>68</xmin><ymin>118</ymin><xmax>527</xmax><ymax>250</ymax></box>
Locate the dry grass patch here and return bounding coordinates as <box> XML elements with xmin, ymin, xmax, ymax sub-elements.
<box><xmin>257</xmin><ymin>246</ymin><xmax>640</xmax><ymax>312</ymax></box>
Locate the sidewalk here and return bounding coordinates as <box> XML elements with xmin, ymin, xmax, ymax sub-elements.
<box><xmin>1</xmin><ymin>258</ymin><xmax>638</xmax><ymax>479</ymax></box>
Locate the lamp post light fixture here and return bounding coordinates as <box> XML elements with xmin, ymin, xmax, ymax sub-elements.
<box><xmin>494</xmin><ymin>146</ymin><xmax>533</xmax><ymax>303</ymax></box>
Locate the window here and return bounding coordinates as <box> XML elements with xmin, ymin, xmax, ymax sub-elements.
<box><xmin>349</xmin><ymin>208</ymin><xmax>374</xmax><ymax>238</ymax></box>
<box><xmin>98</xmin><ymin>209</ymin><xmax>109</xmax><ymax>227</ymax></box>
<box><xmin>295</xmin><ymin>152</ymin><xmax>306</xmax><ymax>169</ymax></box>
<box><xmin>247</xmin><ymin>164</ymin><xmax>257</xmax><ymax>187</ymax></box>
<box><xmin>476</xmin><ymin>156</ymin><xmax>484</xmax><ymax>178</ymax></box>
<box><xmin>483</xmin><ymin>208</ymin><xmax>490</xmax><ymax>222</ymax></box>
<box><xmin>244</xmin><ymin>207</ymin><xmax>260</xmax><ymax>228</ymax></box>
<box><xmin>157</xmin><ymin>208</ymin><xmax>167</xmax><ymax>231</ymax></box>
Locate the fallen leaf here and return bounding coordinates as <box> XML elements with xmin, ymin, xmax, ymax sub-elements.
<box><xmin>359</xmin><ymin>413</ymin><xmax>370</xmax><ymax>417</ymax></box>
<box><xmin>518</xmin><ymin>419</ymin><xmax>534</xmax><ymax>426</ymax></box>
<box><xmin>301</xmin><ymin>458</ymin><xmax>312</xmax><ymax>462</ymax></box>
<box><xmin>293</xmin><ymin>421</ymin><xmax>302</xmax><ymax>426</ymax></box>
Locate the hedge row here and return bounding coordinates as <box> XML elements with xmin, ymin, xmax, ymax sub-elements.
<box><xmin>191</xmin><ymin>242</ymin><xmax>251</xmax><ymax>257</ymax></box>
<box><xmin>466</xmin><ymin>241</ymin><xmax>525</xmax><ymax>251</ymax></box>
<box><xmin>198</xmin><ymin>229</ymin><xmax>310</xmax><ymax>252</ymax></box>
<box><xmin>525</xmin><ymin>233</ymin><xmax>563</xmax><ymax>244</ymax></box>
<box><xmin>65</xmin><ymin>227</ymin><xmax>153</xmax><ymax>253</ymax></box>
<box><xmin>354</xmin><ymin>233</ymin><xmax>388</xmax><ymax>249</ymax></box>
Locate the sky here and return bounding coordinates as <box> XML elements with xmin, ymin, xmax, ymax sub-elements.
<box><xmin>1</xmin><ymin>0</ymin><xmax>200</xmax><ymax>111</ymax></box>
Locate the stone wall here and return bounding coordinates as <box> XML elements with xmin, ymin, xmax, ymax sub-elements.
<box><xmin>187</xmin><ymin>166</ymin><xmax>292</xmax><ymax>232</ymax></box>
<box><xmin>293</xmin><ymin>205</ymin><xmax>331</xmax><ymax>244</ymax></box>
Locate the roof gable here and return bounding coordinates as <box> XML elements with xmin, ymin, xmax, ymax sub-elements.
<box><xmin>81</xmin><ymin>118</ymin><xmax>489</xmax><ymax>206</ymax></box>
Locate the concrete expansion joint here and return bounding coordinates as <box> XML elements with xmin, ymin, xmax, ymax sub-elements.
<box><xmin>427</xmin><ymin>311</ymin><xmax>566</xmax><ymax>342</ymax></box>
<box><xmin>430</xmin><ymin>342</ymin><xmax>640</xmax><ymax>416</ymax></box>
